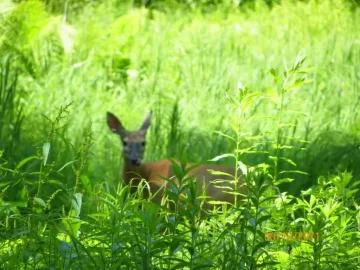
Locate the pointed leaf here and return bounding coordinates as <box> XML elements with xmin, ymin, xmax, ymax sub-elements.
<box><xmin>209</xmin><ymin>153</ymin><xmax>235</xmax><ymax>162</ymax></box>
<box><xmin>43</xmin><ymin>142</ymin><xmax>51</xmax><ymax>166</ymax></box>
<box><xmin>15</xmin><ymin>156</ymin><xmax>39</xmax><ymax>172</ymax></box>
<box><xmin>34</xmin><ymin>197</ymin><xmax>46</xmax><ymax>208</ymax></box>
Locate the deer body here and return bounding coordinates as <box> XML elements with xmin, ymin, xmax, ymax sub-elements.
<box><xmin>107</xmin><ymin>111</ymin><xmax>246</xmax><ymax>209</ymax></box>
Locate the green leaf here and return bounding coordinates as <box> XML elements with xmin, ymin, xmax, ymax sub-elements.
<box><xmin>225</xmin><ymin>92</ymin><xmax>237</xmax><ymax>106</ymax></box>
<box><xmin>298</xmin><ymin>66</ymin><xmax>314</xmax><ymax>74</ymax></box>
<box><xmin>207</xmin><ymin>169</ymin><xmax>234</xmax><ymax>178</ymax></box>
<box><xmin>238</xmin><ymin>161</ymin><xmax>247</xmax><ymax>176</ymax></box>
<box><xmin>257</xmin><ymin>215</ymin><xmax>272</xmax><ymax>224</ymax></box>
<box><xmin>81</xmin><ymin>175</ymin><xmax>91</xmax><ymax>194</ymax></box>
<box><xmin>71</xmin><ymin>193</ymin><xmax>83</xmax><ymax>218</ymax></box>
<box><xmin>293</xmin><ymin>55</ymin><xmax>307</xmax><ymax>70</ymax></box>
<box><xmin>47</xmin><ymin>180</ymin><xmax>65</xmax><ymax>187</ymax></box>
<box><xmin>285</xmin><ymin>81</ymin><xmax>304</xmax><ymax>91</ymax></box>
<box><xmin>309</xmin><ymin>195</ymin><xmax>316</xmax><ymax>208</ymax></box>
<box><xmin>270</xmin><ymin>68</ymin><xmax>278</xmax><ymax>78</ymax></box>
<box><xmin>34</xmin><ymin>197</ymin><xmax>46</xmax><ymax>208</ymax></box>
<box><xmin>253</xmin><ymin>241</ymin><xmax>268</xmax><ymax>255</ymax></box>
<box><xmin>209</xmin><ymin>153</ymin><xmax>235</xmax><ymax>162</ymax></box>
<box><xmin>346</xmin><ymin>189</ymin><xmax>359</xmax><ymax>198</ymax></box>
<box><xmin>279</xmin><ymin>157</ymin><xmax>296</xmax><ymax>166</ymax></box>
<box><xmin>280</xmin><ymin>145</ymin><xmax>293</xmax><ymax>150</ymax></box>
<box><xmin>214</xmin><ymin>131</ymin><xmax>236</xmax><ymax>142</ymax></box>
<box><xmin>15</xmin><ymin>156</ymin><xmax>39</xmax><ymax>172</ymax></box>
<box><xmin>20</xmin><ymin>186</ymin><xmax>28</xmax><ymax>201</ymax></box>
<box><xmin>279</xmin><ymin>170</ymin><xmax>308</xmax><ymax>175</ymax></box>
<box><xmin>0</xmin><ymin>181</ymin><xmax>11</xmax><ymax>188</ymax></box>
<box><xmin>274</xmin><ymin>178</ymin><xmax>294</xmax><ymax>185</ymax></box>
<box><xmin>170</xmin><ymin>159</ymin><xmax>185</xmax><ymax>179</ymax></box>
<box><xmin>207</xmin><ymin>200</ymin><xmax>231</xmax><ymax>205</ymax></box>
<box><xmin>42</xmin><ymin>142</ymin><xmax>51</xmax><ymax>166</ymax></box>
<box><xmin>246</xmin><ymin>225</ymin><xmax>256</xmax><ymax>234</ymax></box>
<box><xmin>58</xmin><ymin>160</ymin><xmax>77</xmax><ymax>172</ymax></box>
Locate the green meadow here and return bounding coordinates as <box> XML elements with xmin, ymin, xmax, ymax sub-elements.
<box><xmin>1</xmin><ymin>0</ymin><xmax>360</xmax><ymax>269</ymax></box>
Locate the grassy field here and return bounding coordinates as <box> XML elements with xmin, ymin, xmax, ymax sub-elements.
<box><xmin>1</xmin><ymin>0</ymin><xmax>360</xmax><ymax>269</ymax></box>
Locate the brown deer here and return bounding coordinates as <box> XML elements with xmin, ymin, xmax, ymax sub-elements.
<box><xmin>106</xmin><ymin>111</ymin><xmax>246</xmax><ymax>210</ymax></box>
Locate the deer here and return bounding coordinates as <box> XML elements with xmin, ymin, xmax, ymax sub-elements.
<box><xmin>106</xmin><ymin>111</ymin><xmax>247</xmax><ymax>211</ymax></box>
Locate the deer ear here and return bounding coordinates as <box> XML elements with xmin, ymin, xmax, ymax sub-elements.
<box><xmin>107</xmin><ymin>112</ymin><xmax>125</xmax><ymax>135</ymax></box>
<box><xmin>140</xmin><ymin>111</ymin><xmax>152</xmax><ymax>132</ymax></box>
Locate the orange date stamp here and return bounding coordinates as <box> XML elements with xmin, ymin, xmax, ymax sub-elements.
<box><xmin>265</xmin><ymin>232</ymin><xmax>320</xmax><ymax>241</ymax></box>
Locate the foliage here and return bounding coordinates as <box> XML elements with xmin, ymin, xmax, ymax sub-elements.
<box><xmin>0</xmin><ymin>0</ymin><xmax>360</xmax><ymax>269</ymax></box>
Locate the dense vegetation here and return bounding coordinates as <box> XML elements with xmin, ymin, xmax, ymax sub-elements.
<box><xmin>1</xmin><ymin>0</ymin><xmax>360</xmax><ymax>269</ymax></box>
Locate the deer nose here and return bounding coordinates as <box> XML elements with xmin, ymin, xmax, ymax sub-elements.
<box><xmin>130</xmin><ymin>159</ymin><xmax>141</xmax><ymax>166</ymax></box>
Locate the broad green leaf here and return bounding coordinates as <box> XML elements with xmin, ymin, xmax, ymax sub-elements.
<box><xmin>34</xmin><ymin>197</ymin><xmax>46</xmax><ymax>208</ymax></box>
<box><xmin>71</xmin><ymin>193</ymin><xmax>83</xmax><ymax>218</ymax></box>
<box><xmin>42</xmin><ymin>142</ymin><xmax>50</xmax><ymax>165</ymax></box>
<box><xmin>237</xmin><ymin>161</ymin><xmax>247</xmax><ymax>176</ymax></box>
<box><xmin>309</xmin><ymin>195</ymin><xmax>316</xmax><ymax>208</ymax></box>
<box><xmin>81</xmin><ymin>175</ymin><xmax>91</xmax><ymax>194</ymax></box>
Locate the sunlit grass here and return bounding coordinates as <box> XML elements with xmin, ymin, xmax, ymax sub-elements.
<box><xmin>9</xmin><ymin>0</ymin><xmax>358</xmax><ymax>187</ymax></box>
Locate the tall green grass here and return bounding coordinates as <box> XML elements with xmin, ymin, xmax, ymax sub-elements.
<box><xmin>1</xmin><ymin>0</ymin><xmax>360</xmax><ymax>191</ymax></box>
